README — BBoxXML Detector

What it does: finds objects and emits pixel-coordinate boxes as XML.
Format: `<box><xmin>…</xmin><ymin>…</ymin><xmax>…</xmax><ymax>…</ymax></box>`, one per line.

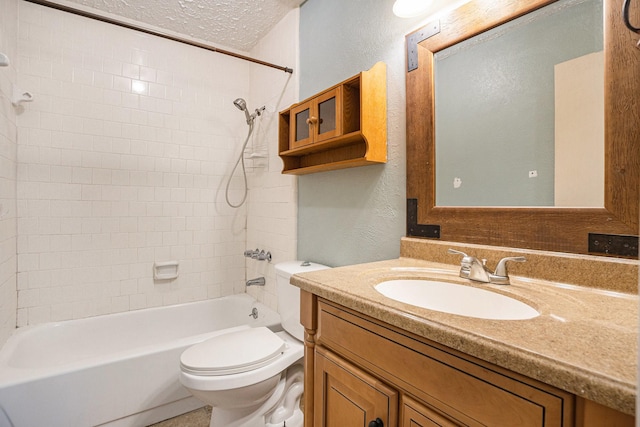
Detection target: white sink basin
<box><xmin>375</xmin><ymin>280</ymin><xmax>539</xmax><ymax>320</ymax></box>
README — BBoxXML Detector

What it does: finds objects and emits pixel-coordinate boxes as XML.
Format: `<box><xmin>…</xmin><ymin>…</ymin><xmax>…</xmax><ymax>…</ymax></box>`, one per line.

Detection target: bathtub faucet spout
<box><xmin>246</xmin><ymin>277</ymin><xmax>265</xmax><ymax>287</ymax></box>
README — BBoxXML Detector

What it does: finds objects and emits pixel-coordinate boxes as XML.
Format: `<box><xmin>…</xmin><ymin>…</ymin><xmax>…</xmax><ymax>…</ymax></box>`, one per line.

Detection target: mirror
<box><xmin>405</xmin><ymin>0</ymin><xmax>639</xmax><ymax>255</ymax></box>
<box><xmin>434</xmin><ymin>0</ymin><xmax>603</xmax><ymax>207</ymax></box>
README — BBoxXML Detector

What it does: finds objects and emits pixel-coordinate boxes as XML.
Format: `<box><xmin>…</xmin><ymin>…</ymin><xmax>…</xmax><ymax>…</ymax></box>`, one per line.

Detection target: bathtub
<box><xmin>0</xmin><ymin>294</ymin><xmax>281</xmax><ymax>427</ymax></box>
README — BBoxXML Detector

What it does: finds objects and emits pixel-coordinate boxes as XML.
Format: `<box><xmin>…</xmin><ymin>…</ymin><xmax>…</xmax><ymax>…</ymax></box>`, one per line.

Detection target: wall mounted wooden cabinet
<box><xmin>278</xmin><ymin>62</ymin><xmax>387</xmax><ymax>175</ymax></box>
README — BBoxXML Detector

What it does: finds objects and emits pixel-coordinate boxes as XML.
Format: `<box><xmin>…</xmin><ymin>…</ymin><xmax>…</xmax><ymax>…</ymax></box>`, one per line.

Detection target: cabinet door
<box><xmin>314</xmin><ymin>87</ymin><xmax>342</xmax><ymax>143</ymax></box>
<box><xmin>290</xmin><ymin>102</ymin><xmax>313</xmax><ymax>149</ymax></box>
<box><xmin>289</xmin><ymin>87</ymin><xmax>343</xmax><ymax>150</ymax></box>
<box><xmin>315</xmin><ymin>347</ymin><xmax>397</xmax><ymax>427</ymax></box>
<box><xmin>401</xmin><ymin>395</ymin><xmax>459</xmax><ymax>427</ymax></box>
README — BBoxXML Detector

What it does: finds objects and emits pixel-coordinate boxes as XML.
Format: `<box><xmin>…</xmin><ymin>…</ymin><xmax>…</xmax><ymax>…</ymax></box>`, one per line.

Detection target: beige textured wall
<box><xmin>554</xmin><ymin>51</ymin><xmax>604</xmax><ymax>207</ymax></box>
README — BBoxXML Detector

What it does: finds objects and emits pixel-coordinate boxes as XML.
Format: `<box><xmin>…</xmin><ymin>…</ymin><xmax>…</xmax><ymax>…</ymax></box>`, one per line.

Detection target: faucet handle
<box><xmin>448</xmin><ymin>249</ymin><xmax>474</xmax><ymax>278</ymax></box>
<box><xmin>447</xmin><ymin>248</ymin><xmax>470</xmax><ymax>260</ymax></box>
<box><xmin>494</xmin><ymin>256</ymin><xmax>526</xmax><ymax>277</ymax></box>
<box><xmin>448</xmin><ymin>249</ymin><xmax>473</xmax><ymax>264</ymax></box>
<box><xmin>448</xmin><ymin>249</ymin><xmax>467</xmax><ymax>257</ymax></box>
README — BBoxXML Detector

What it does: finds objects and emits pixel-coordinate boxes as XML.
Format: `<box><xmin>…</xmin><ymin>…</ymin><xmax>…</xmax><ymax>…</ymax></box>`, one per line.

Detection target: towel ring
<box><xmin>623</xmin><ymin>0</ymin><xmax>640</xmax><ymax>33</ymax></box>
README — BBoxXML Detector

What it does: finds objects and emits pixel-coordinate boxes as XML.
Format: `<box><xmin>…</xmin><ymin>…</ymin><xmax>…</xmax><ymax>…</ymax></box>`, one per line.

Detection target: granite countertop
<box><xmin>290</xmin><ymin>257</ymin><xmax>638</xmax><ymax>415</ymax></box>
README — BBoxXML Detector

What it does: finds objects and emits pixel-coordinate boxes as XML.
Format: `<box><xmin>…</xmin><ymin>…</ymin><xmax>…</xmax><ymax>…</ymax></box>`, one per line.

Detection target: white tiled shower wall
<box><xmin>0</xmin><ymin>0</ymin><xmax>19</xmax><ymax>345</ymax></box>
<box><xmin>245</xmin><ymin>10</ymin><xmax>299</xmax><ymax>309</ymax></box>
<box><xmin>13</xmin><ymin>2</ymin><xmax>298</xmax><ymax>327</ymax></box>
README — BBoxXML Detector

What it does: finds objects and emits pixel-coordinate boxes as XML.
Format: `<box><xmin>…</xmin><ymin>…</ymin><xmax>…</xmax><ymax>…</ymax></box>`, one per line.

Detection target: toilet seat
<box><xmin>180</xmin><ymin>327</ymin><xmax>286</xmax><ymax>376</ymax></box>
<box><xmin>180</xmin><ymin>331</ymin><xmax>304</xmax><ymax>392</ymax></box>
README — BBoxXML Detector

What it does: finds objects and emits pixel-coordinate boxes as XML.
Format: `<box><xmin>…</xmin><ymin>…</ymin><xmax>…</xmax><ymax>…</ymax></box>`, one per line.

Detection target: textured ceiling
<box><xmin>56</xmin><ymin>0</ymin><xmax>304</xmax><ymax>51</ymax></box>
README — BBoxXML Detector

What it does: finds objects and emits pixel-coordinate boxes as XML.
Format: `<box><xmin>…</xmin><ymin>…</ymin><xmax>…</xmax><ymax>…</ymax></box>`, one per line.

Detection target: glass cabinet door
<box><xmin>290</xmin><ymin>104</ymin><xmax>313</xmax><ymax>149</ymax></box>
<box><xmin>315</xmin><ymin>87</ymin><xmax>342</xmax><ymax>143</ymax></box>
<box><xmin>295</xmin><ymin>108</ymin><xmax>310</xmax><ymax>141</ymax></box>
<box><xmin>288</xmin><ymin>87</ymin><xmax>343</xmax><ymax>150</ymax></box>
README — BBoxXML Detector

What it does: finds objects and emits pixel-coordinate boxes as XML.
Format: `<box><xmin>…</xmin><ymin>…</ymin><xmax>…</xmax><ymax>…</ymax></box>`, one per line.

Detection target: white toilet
<box><xmin>179</xmin><ymin>261</ymin><xmax>329</xmax><ymax>427</ymax></box>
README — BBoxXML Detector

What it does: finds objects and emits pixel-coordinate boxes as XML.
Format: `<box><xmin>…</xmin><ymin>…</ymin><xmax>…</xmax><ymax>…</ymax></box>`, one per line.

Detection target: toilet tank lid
<box><xmin>274</xmin><ymin>261</ymin><xmax>330</xmax><ymax>278</ymax></box>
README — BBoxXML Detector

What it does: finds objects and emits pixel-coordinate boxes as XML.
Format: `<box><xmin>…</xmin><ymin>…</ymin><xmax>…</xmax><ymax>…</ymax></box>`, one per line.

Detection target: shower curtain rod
<box><xmin>24</xmin><ymin>0</ymin><xmax>294</xmax><ymax>74</ymax></box>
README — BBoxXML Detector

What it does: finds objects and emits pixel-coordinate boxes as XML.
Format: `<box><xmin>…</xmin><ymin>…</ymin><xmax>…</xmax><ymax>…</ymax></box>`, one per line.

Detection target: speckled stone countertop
<box><xmin>290</xmin><ymin>240</ymin><xmax>638</xmax><ymax>416</ymax></box>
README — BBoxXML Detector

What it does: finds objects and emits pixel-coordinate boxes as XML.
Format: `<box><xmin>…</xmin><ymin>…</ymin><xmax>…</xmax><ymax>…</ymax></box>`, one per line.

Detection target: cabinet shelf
<box><xmin>278</xmin><ymin>62</ymin><xmax>387</xmax><ymax>175</ymax></box>
<box><xmin>279</xmin><ymin>131</ymin><xmax>364</xmax><ymax>157</ymax></box>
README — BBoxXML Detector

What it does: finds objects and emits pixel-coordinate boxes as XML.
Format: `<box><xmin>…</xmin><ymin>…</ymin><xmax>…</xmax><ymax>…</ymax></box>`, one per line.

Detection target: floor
<box><xmin>149</xmin><ymin>406</ymin><xmax>212</xmax><ymax>427</ymax></box>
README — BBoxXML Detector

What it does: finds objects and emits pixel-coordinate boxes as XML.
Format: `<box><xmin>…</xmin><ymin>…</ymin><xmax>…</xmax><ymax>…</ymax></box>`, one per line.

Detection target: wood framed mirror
<box><xmin>405</xmin><ymin>0</ymin><xmax>639</xmax><ymax>256</ymax></box>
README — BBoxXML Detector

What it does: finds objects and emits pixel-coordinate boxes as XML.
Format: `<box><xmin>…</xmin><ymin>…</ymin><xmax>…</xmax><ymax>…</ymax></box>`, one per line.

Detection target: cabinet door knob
<box><xmin>306</xmin><ymin>116</ymin><xmax>318</xmax><ymax>125</ymax></box>
<box><xmin>368</xmin><ymin>418</ymin><xmax>383</xmax><ymax>427</ymax></box>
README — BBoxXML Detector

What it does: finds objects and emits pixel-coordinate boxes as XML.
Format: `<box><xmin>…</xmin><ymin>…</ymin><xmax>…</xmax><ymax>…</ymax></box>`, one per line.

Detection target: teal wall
<box><xmin>297</xmin><ymin>0</ymin><xmax>426</xmax><ymax>267</ymax></box>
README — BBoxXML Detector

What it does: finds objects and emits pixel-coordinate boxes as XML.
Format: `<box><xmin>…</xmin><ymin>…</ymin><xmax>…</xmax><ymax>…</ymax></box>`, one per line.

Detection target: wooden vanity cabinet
<box><xmin>401</xmin><ymin>395</ymin><xmax>458</xmax><ymax>427</ymax></box>
<box><xmin>315</xmin><ymin>347</ymin><xmax>397</xmax><ymax>427</ymax></box>
<box><xmin>301</xmin><ymin>292</ymin><xmax>634</xmax><ymax>427</ymax></box>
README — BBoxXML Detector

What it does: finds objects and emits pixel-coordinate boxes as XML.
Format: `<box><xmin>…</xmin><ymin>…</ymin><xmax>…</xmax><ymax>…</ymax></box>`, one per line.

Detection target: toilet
<box><xmin>179</xmin><ymin>261</ymin><xmax>329</xmax><ymax>427</ymax></box>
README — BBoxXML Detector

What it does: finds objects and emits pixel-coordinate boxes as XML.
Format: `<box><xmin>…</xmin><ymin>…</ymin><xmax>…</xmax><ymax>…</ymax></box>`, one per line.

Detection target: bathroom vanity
<box><xmin>294</xmin><ymin>239</ymin><xmax>637</xmax><ymax>426</ymax></box>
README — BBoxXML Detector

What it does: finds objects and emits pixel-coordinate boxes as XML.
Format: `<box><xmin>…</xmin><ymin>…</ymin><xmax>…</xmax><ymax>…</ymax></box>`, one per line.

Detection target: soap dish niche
<box><xmin>153</xmin><ymin>260</ymin><xmax>179</xmax><ymax>281</ymax></box>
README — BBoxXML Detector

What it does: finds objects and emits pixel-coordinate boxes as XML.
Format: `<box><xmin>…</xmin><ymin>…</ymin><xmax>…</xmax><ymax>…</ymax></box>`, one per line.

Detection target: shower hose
<box><xmin>225</xmin><ymin>120</ymin><xmax>254</xmax><ymax>208</ymax></box>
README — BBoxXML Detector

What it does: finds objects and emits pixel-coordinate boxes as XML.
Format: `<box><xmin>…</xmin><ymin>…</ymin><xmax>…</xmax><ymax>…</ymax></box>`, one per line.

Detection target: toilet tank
<box><xmin>275</xmin><ymin>261</ymin><xmax>330</xmax><ymax>341</ymax></box>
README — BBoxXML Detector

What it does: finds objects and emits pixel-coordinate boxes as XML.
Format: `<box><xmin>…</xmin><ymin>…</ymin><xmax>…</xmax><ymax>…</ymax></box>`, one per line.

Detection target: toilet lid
<box><xmin>180</xmin><ymin>327</ymin><xmax>286</xmax><ymax>376</ymax></box>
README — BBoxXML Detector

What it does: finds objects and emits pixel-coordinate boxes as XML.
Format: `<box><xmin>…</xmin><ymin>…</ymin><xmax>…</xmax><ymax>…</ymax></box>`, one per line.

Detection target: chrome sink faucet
<box><xmin>448</xmin><ymin>249</ymin><xmax>525</xmax><ymax>285</ymax></box>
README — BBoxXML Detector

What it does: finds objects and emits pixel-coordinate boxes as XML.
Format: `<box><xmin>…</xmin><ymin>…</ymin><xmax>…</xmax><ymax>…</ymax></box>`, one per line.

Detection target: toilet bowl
<box><xmin>179</xmin><ymin>261</ymin><xmax>329</xmax><ymax>427</ymax></box>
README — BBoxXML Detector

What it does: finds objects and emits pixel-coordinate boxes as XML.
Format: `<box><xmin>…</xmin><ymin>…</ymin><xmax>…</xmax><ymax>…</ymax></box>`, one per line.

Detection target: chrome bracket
<box><xmin>407</xmin><ymin>20</ymin><xmax>441</xmax><ymax>72</ymax></box>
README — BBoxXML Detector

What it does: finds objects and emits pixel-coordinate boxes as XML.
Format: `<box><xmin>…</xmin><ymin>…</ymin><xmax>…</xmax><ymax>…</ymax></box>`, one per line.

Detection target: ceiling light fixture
<box><xmin>393</xmin><ymin>0</ymin><xmax>473</xmax><ymax>19</ymax></box>
<box><xmin>392</xmin><ymin>0</ymin><xmax>434</xmax><ymax>18</ymax></box>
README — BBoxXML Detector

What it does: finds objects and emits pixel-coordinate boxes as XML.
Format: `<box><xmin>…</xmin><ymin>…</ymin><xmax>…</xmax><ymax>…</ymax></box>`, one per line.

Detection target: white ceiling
<box><xmin>55</xmin><ymin>0</ymin><xmax>305</xmax><ymax>51</ymax></box>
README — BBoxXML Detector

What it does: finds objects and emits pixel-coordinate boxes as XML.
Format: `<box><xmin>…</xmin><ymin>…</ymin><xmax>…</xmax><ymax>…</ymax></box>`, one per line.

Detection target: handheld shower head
<box><xmin>226</xmin><ymin>98</ymin><xmax>266</xmax><ymax>208</ymax></box>
<box><xmin>233</xmin><ymin>98</ymin><xmax>247</xmax><ymax>111</ymax></box>
<box><xmin>233</xmin><ymin>98</ymin><xmax>253</xmax><ymax>124</ymax></box>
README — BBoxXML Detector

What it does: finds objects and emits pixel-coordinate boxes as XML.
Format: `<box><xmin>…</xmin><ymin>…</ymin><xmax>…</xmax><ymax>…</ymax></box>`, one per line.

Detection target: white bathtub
<box><xmin>0</xmin><ymin>294</ymin><xmax>281</xmax><ymax>427</ymax></box>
